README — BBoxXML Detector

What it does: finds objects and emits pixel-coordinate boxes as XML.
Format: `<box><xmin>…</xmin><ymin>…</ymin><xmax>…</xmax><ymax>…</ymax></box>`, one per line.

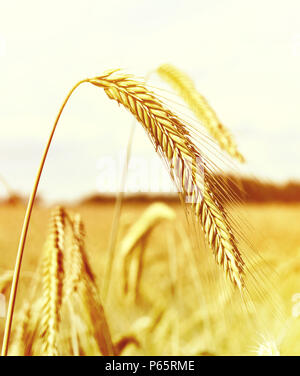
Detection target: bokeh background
<box><xmin>1</xmin><ymin>1</ymin><xmax>300</xmax><ymax>356</ymax></box>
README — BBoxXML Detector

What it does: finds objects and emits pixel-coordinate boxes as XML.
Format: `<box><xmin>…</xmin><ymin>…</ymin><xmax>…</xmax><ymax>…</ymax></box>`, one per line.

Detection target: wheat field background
<box><xmin>1</xmin><ymin>200</ymin><xmax>299</xmax><ymax>355</ymax></box>
<box><xmin>1</xmin><ymin>0</ymin><xmax>300</xmax><ymax>358</ymax></box>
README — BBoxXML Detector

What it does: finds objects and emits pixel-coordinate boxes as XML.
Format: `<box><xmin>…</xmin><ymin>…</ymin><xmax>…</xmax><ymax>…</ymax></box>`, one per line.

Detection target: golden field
<box><xmin>0</xmin><ymin>201</ymin><xmax>299</xmax><ymax>356</ymax></box>
<box><xmin>2</xmin><ymin>0</ymin><xmax>300</xmax><ymax>357</ymax></box>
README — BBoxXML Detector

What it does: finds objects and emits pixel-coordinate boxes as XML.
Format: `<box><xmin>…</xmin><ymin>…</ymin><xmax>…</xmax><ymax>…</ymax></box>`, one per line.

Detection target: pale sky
<box><xmin>0</xmin><ymin>0</ymin><xmax>299</xmax><ymax>201</ymax></box>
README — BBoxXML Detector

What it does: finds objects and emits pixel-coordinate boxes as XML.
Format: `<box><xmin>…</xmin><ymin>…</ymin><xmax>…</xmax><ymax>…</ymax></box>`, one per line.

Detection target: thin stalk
<box><xmin>102</xmin><ymin>123</ymin><xmax>135</xmax><ymax>301</ymax></box>
<box><xmin>1</xmin><ymin>79</ymin><xmax>88</xmax><ymax>356</ymax></box>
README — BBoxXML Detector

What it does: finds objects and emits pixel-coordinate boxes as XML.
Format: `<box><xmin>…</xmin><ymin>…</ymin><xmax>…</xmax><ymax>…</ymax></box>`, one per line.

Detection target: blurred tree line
<box><xmin>221</xmin><ymin>176</ymin><xmax>300</xmax><ymax>203</ymax></box>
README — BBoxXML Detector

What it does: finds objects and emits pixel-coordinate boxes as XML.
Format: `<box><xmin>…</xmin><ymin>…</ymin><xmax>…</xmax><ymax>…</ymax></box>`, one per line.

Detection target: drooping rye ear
<box><xmin>89</xmin><ymin>71</ymin><xmax>245</xmax><ymax>289</ymax></box>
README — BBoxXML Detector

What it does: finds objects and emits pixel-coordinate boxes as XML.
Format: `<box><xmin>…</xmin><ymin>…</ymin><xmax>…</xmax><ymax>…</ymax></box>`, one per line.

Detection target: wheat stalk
<box><xmin>157</xmin><ymin>64</ymin><xmax>244</xmax><ymax>163</ymax></box>
<box><xmin>9</xmin><ymin>208</ymin><xmax>114</xmax><ymax>356</ymax></box>
<box><xmin>89</xmin><ymin>71</ymin><xmax>245</xmax><ymax>289</ymax></box>
<box><xmin>120</xmin><ymin>203</ymin><xmax>176</xmax><ymax>259</ymax></box>
<box><xmin>39</xmin><ymin>206</ymin><xmax>65</xmax><ymax>356</ymax></box>
<box><xmin>119</xmin><ymin>203</ymin><xmax>176</xmax><ymax>301</ymax></box>
<box><xmin>63</xmin><ymin>212</ymin><xmax>115</xmax><ymax>355</ymax></box>
<box><xmin>1</xmin><ymin>79</ymin><xmax>87</xmax><ymax>356</ymax></box>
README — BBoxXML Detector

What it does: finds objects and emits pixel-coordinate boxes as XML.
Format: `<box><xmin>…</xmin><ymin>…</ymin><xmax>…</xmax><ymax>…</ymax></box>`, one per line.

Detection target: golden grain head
<box><xmin>89</xmin><ymin>71</ymin><xmax>245</xmax><ymax>289</ymax></box>
<box><xmin>157</xmin><ymin>63</ymin><xmax>245</xmax><ymax>163</ymax></box>
<box><xmin>40</xmin><ymin>206</ymin><xmax>65</xmax><ymax>355</ymax></box>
